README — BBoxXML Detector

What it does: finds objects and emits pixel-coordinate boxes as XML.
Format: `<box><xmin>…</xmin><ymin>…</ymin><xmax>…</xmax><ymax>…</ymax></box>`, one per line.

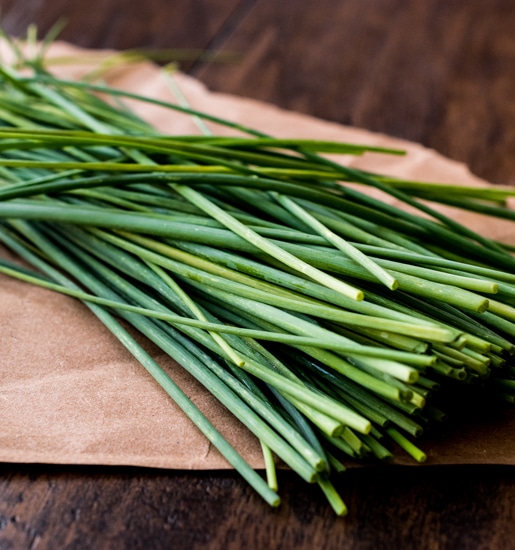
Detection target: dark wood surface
<box><xmin>1</xmin><ymin>1</ymin><xmax>515</xmax><ymax>548</ymax></box>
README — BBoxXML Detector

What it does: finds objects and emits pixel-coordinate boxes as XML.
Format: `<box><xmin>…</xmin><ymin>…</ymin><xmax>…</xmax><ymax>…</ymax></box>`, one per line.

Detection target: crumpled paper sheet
<box><xmin>1</xmin><ymin>42</ymin><xmax>515</xmax><ymax>470</ymax></box>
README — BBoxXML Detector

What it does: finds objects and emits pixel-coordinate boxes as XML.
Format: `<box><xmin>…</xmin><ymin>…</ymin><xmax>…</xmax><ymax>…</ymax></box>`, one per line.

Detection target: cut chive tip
<box><xmin>317</xmin><ymin>477</ymin><xmax>348</xmax><ymax>517</ymax></box>
<box><xmin>386</xmin><ymin>428</ymin><xmax>427</xmax><ymax>463</ymax></box>
<box><xmin>260</xmin><ymin>441</ymin><xmax>279</xmax><ymax>492</ymax></box>
<box><xmin>407</xmin><ymin>371</ymin><xmax>419</xmax><ymax>384</ymax></box>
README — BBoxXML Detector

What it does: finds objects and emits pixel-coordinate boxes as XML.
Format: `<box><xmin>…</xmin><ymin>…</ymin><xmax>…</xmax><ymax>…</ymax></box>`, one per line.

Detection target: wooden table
<box><xmin>1</xmin><ymin>1</ymin><xmax>515</xmax><ymax>548</ymax></box>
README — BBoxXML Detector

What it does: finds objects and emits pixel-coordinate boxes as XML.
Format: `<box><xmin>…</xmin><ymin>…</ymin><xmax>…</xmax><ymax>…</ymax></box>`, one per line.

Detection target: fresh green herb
<box><xmin>1</xmin><ymin>33</ymin><xmax>515</xmax><ymax>516</ymax></box>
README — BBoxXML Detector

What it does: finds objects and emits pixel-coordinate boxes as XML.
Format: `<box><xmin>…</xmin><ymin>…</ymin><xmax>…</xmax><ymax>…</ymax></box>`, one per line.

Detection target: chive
<box><xmin>360</xmin><ymin>434</ymin><xmax>393</xmax><ymax>462</ymax></box>
<box><xmin>317</xmin><ymin>478</ymin><xmax>348</xmax><ymax>517</ymax></box>
<box><xmin>2</xmin><ymin>225</ymin><xmax>281</xmax><ymax>505</ymax></box>
<box><xmin>260</xmin><ymin>442</ymin><xmax>279</xmax><ymax>492</ymax></box>
<box><xmin>271</xmin><ymin>192</ymin><xmax>398</xmax><ymax>290</ymax></box>
<box><xmin>2</xmin><ymin>36</ymin><xmax>515</xmax><ymax>516</ymax></box>
<box><xmin>172</xmin><ymin>184</ymin><xmax>364</xmax><ymax>301</ymax></box>
<box><xmin>386</xmin><ymin>428</ymin><xmax>427</xmax><ymax>463</ymax></box>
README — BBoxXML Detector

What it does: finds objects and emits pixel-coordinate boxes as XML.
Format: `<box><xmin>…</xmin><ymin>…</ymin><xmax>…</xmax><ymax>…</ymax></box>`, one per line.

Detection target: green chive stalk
<box><xmin>1</xmin><ymin>32</ymin><xmax>515</xmax><ymax>516</ymax></box>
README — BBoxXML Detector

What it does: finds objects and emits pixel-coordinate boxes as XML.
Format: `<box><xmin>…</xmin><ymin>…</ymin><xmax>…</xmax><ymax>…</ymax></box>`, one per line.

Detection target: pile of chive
<box><xmin>2</xmin><ymin>38</ymin><xmax>515</xmax><ymax>517</ymax></box>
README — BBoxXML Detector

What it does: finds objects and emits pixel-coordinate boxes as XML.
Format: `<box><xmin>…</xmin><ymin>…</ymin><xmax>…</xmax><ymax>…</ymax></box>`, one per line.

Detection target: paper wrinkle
<box><xmin>1</xmin><ymin>41</ymin><xmax>515</xmax><ymax>470</ymax></box>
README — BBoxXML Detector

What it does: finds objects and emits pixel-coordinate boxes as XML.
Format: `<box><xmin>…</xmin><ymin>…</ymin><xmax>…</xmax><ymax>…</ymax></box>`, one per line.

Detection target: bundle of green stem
<box><xmin>2</xmin><ymin>40</ymin><xmax>515</xmax><ymax>517</ymax></box>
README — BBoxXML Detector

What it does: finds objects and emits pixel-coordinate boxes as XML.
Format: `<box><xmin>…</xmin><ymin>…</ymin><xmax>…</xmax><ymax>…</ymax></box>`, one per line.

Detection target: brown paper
<box><xmin>1</xmin><ymin>42</ymin><xmax>515</xmax><ymax>469</ymax></box>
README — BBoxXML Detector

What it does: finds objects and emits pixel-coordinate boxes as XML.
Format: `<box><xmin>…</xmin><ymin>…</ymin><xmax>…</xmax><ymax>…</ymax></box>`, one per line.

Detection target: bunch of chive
<box><xmin>1</xmin><ymin>36</ymin><xmax>515</xmax><ymax>517</ymax></box>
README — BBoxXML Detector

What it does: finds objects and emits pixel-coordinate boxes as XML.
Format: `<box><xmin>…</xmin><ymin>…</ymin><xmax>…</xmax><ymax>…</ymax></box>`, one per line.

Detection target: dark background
<box><xmin>1</xmin><ymin>1</ymin><xmax>515</xmax><ymax>548</ymax></box>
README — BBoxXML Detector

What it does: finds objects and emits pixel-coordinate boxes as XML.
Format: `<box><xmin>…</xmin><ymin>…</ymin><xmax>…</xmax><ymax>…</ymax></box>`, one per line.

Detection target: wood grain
<box><xmin>2</xmin><ymin>464</ymin><xmax>515</xmax><ymax>550</ymax></box>
<box><xmin>0</xmin><ymin>0</ymin><xmax>242</xmax><ymax>68</ymax></box>
<box><xmin>0</xmin><ymin>1</ymin><xmax>515</xmax><ymax>548</ymax></box>
<box><xmin>196</xmin><ymin>0</ymin><xmax>515</xmax><ymax>185</ymax></box>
